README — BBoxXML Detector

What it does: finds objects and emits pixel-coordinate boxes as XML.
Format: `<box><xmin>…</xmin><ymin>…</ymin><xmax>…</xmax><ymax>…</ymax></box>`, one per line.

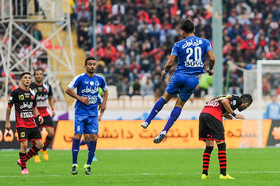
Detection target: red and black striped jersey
<box><xmin>8</xmin><ymin>87</ymin><xmax>37</xmax><ymax>128</ymax></box>
<box><xmin>30</xmin><ymin>82</ymin><xmax>53</xmax><ymax>117</ymax></box>
<box><xmin>201</xmin><ymin>94</ymin><xmax>242</xmax><ymax>121</ymax></box>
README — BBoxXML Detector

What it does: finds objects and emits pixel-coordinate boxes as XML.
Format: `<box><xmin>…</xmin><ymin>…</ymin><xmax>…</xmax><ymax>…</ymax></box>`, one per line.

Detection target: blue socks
<box><xmin>80</xmin><ymin>140</ymin><xmax>86</xmax><ymax>146</ymax></box>
<box><xmin>163</xmin><ymin>106</ymin><xmax>182</xmax><ymax>132</ymax></box>
<box><xmin>72</xmin><ymin>138</ymin><xmax>80</xmax><ymax>164</ymax></box>
<box><xmin>145</xmin><ymin>97</ymin><xmax>167</xmax><ymax>124</ymax></box>
<box><xmin>87</xmin><ymin>141</ymin><xmax>97</xmax><ymax>165</ymax></box>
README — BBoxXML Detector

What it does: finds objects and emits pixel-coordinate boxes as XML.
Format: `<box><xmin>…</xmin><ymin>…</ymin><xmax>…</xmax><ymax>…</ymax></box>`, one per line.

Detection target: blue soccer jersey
<box><xmin>171</xmin><ymin>36</ymin><xmax>212</xmax><ymax>76</ymax></box>
<box><xmin>68</xmin><ymin>73</ymin><xmax>108</xmax><ymax>117</ymax></box>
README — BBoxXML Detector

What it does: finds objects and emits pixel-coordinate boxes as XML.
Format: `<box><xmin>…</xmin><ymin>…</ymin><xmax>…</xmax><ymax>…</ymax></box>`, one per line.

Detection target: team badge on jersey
<box><xmin>90</xmin><ymin>81</ymin><xmax>94</xmax><ymax>86</ymax></box>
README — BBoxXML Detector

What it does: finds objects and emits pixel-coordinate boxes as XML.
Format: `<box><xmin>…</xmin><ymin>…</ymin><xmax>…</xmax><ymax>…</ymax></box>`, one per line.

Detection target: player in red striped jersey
<box><xmin>30</xmin><ymin>68</ymin><xmax>55</xmax><ymax>162</ymax></box>
<box><xmin>199</xmin><ymin>94</ymin><xmax>253</xmax><ymax>179</ymax></box>
<box><xmin>5</xmin><ymin>72</ymin><xmax>44</xmax><ymax>174</ymax></box>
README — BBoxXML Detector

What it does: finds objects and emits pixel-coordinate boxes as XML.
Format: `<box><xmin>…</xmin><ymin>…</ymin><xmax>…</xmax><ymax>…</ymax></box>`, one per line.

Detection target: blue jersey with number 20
<box><xmin>171</xmin><ymin>35</ymin><xmax>212</xmax><ymax>76</ymax></box>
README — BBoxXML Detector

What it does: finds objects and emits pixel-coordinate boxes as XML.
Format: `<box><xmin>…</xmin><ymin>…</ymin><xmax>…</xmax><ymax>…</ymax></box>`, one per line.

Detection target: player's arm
<box><xmin>206</xmin><ymin>50</ymin><xmax>215</xmax><ymax>76</ymax></box>
<box><xmin>221</xmin><ymin>99</ymin><xmax>245</xmax><ymax>119</ymax></box>
<box><xmin>99</xmin><ymin>90</ymin><xmax>108</xmax><ymax>112</ymax></box>
<box><xmin>98</xmin><ymin>111</ymin><xmax>104</xmax><ymax>121</ymax></box>
<box><xmin>5</xmin><ymin>106</ymin><xmax>12</xmax><ymax>131</ymax></box>
<box><xmin>161</xmin><ymin>55</ymin><xmax>176</xmax><ymax>79</ymax></box>
<box><xmin>65</xmin><ymin>87</ymin><xmax>89</xmax><ymax>105</ymax></box>
<box><xmin>48</xmin><ymin>96</ymin><xmax>55</xmax><ymax>116</ymax></box>
<box><xmin>33</xmin><ymin>107</ymin><xmax>44</xmax><ymax>124</ymax></box>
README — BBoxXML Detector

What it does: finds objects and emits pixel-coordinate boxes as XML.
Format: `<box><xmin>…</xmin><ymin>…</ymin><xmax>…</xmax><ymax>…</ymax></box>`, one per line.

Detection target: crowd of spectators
<box><xmin>71</xmin><ymin>0</ymin><xmax>280</xmax><ymax>98</ymax></box>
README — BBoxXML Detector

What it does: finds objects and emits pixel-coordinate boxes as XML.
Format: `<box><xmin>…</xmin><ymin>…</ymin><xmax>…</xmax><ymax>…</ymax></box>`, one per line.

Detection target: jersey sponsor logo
<box><xmin>37</xmin><ymin>94</ymin><xmax>48</xmax><ymax>100</ymax></box>
<box><xmin>89</xmin><ymin>95</ymin><xmax>98</xmax><ymax>104</ymax></box>
<box><xmin>206</xmin><ymin>100</ymin><xmax>219</xmax><ymax>107</ymax></box>
<box><xmin>20</xmin><ymin>112</ymin><xmax>33</xmax><ymax>118</ymax></box>
<box><xmin>81</xmin><ymin>86</ymin><xmax>99</xmax><ymax>94</ymax></box>
<box><xmin>182</xmin><ymin>39</ymin><xmax>203</xmax><ymax>48</ymax></box>
<box><xmin>20</xmin><ymin>102</ymin><xmax>33</xmax><ymax>109</ymax></box>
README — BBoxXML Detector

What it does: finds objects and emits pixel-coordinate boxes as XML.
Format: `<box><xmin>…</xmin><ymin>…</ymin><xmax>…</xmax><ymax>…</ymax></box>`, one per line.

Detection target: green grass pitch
<box><xmin>0</xmin><ymin>148</ymin><xmax>279</xmax><ymax>185</ymax></box>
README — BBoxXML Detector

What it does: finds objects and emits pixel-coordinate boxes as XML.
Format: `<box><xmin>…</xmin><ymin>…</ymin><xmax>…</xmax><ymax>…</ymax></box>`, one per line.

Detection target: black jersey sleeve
<box><xmin>8</xmin><ymin>90</ymin><xmax>17</xmax><ymax>107</ymax></box>
<box><xmin>228</xmin><ymin>95</ymin><xmax>242</xmax><ymax>110</ymax></box>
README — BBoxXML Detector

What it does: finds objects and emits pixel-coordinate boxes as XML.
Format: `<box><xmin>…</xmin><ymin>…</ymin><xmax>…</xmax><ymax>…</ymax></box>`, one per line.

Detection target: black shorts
<box><xmin>199</xmin><ymin>113</ymin><xmax>225</xmax><ymax>141</ymax></box>
<box><xmin>17</xmin><ymin>127</ymin><xmax>42</xmax><ymax>142</ymax></box>
<box><xmin>35</xmin><ymin>115</ymin><xmax>54</xmax><ymax>128</ymax></box>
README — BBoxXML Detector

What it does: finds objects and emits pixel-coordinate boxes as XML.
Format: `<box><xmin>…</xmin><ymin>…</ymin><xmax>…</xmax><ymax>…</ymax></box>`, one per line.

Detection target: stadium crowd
<box><xmin>71</xmin><ymin>0</ymin><xmax>280</xmax><ymax>98</ymax></box>
<box><xmin>1</xmin><ymin>0</ymin><xmax>280</xmax><ymax>98</ymax></box>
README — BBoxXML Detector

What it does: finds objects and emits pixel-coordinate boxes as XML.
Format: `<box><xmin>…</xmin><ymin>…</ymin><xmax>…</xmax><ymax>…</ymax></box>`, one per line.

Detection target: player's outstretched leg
<box><xmin>141</xmin><ymin>97</ymin><xmax>167</xmax><ymax>129</ymax></box>
<box><xmin>153</xmin><ymin>130</ymin><xmax>167</xmax><ymax>143</ymax></box>
<box><xmin>201</xmin><ymin>146</ymin><xmax>213</xmax><ymax>179</ymax></box>
<box><xmin>163</xmin><ymin>106</ymin><xmax>182</xmax><ymax>132</ymax></box>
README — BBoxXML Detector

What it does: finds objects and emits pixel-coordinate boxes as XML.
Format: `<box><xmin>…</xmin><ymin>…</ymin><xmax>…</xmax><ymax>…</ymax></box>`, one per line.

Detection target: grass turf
<box><xmin>0</xmin><ymin>148</ymin><xmax>279</xmax><ymax>185</ymax></box>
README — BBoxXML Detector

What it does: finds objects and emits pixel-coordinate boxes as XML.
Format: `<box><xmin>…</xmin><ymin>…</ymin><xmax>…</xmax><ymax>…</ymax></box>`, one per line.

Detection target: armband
<box><xmin>164</xmin><ymin>70</ymin><xmax>168</xmax><ymax>73</ymax></box>
<box><xmin>231</xmin><ymin>112</ymin><xmax>236</xmax><ymax>117</ymax></box>
<box><xmin>51</xmin><ymin>108</ymin><xmax>54</xmax><ymax>111</ymax></box>
<box><xmin>37</xmin><ymin>114</ymin><xmax>41</xmax><ymax>118</ymax></box>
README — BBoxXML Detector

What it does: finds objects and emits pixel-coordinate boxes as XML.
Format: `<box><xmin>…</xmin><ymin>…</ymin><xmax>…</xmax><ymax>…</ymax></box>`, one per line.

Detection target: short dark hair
<box><xmin>34</xmin><ymin>68</ymin><xmax>43</xmax><ymax>75</ymax></box>
<box><xmin>85</xmin><ymin>57</ymin><xmax>96</xmax><ymax>65</ymax></box>
<box><xmin>181</xmin><ymin>19</ymin><xmax>194</xmax><ymax>34</ymax></box>
<box><xmin>240</xmin><ymin>94</ymin><xmax>253</xmax><ymax>106</ymax></box>
<box><xmin>20</xmin><ymin>72</ymin><xmax>31</xmax><ymax>78</ymax></box>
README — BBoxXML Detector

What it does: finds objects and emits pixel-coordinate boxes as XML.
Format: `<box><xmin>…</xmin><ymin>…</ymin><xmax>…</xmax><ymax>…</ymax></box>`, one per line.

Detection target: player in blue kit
<box><xmin>141</xmin><ymin>19</ymin><xmax>215</xmax><ymax>143</ymax></box>
<box><xmin>65</xmin><ymin>57</ymin><xmax>108</xmax><ymax>175</ymax></box>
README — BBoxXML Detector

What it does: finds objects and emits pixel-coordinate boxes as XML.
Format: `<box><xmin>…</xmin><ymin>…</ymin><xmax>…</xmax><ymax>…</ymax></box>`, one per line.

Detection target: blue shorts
<box><xmin>166</xmin><ymin>75</ymin><xmax>199</xmax><ymax>102</ymax></box>
<box><xmin>74</xmin><ymin>116</ymin><xmax>99</xmax><ymax>134</ymax></box>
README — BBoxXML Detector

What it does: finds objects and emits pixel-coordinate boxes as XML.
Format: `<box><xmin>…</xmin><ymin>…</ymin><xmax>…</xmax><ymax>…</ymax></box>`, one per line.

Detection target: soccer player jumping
<box><xmin>199</xmin><ymin>94</ymin><xmax>253</xmax><ymax>179</ymax></box>
<box><xmin>141</xmin><ymin>19</ymin><xmax>215</xmax><ymax>143</ymax></box>
<box><xmin>66</xmin><ymin>57</ymin><xmax>108</xmax><ymax>175</ymax></box>
<box><xmin>6</xmin><ymin>72</ymin><xmax>44</xmax><ymax>174</ymax></box>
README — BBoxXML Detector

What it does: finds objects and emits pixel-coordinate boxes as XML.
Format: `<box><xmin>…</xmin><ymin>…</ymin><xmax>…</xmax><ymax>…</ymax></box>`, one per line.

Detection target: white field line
<box><xmin>0</xmin><ymin>171</ymin><xmax>280</xmax><ymax>177</ymax></box>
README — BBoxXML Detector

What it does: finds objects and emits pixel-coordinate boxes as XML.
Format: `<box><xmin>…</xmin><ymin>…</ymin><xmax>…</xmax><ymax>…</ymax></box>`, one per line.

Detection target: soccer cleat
<box><xmin>71</xmin><ymin>164</ymin><xmax>78</xmax><ymax>175</ymax></box>
<box><xmin>84</xmin><ymin>164</ymin><xmax>91</xmax><ymax>175</ymax></box>
<box><xmin>153</xmin><ymin>130</ymin><xmax>167</xmax><ymax>144</ymax></box>
<box><xmin>41</xmin><ymin>149</ymin><xmax>49</xmax><ymax>161</ymax></box>
<box><xmin>34</xmin><ymin>155</ymin><xmax>41</xmax><ymax>163</ymax></box>
<box><xmin>17</xmin><ymin>159</ymin><xmax>23</xmax><ymax>168</ymax></box>
<box><xmin>92</xmin><ymin>156</ymin><xmax>98</xmax><ymax>162</ymax></box>
<box><xmin>219</xmin><ymin>173</ymin><xmax>235</xmax><ymax>179</ymax></box>
<box><xmin>21</xmin><ymin>168</ymin><xmax>29</xmax><ymax>174</ymax></box>
<box><xmin>201</xmin><ymin>174</ymin><xmax>210</xmax><ymax>179</ymax></box>
<box><xmin>141</xmin><ymin>122</ymin><xmax>149</xmax><ymax>129</ymax></box>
